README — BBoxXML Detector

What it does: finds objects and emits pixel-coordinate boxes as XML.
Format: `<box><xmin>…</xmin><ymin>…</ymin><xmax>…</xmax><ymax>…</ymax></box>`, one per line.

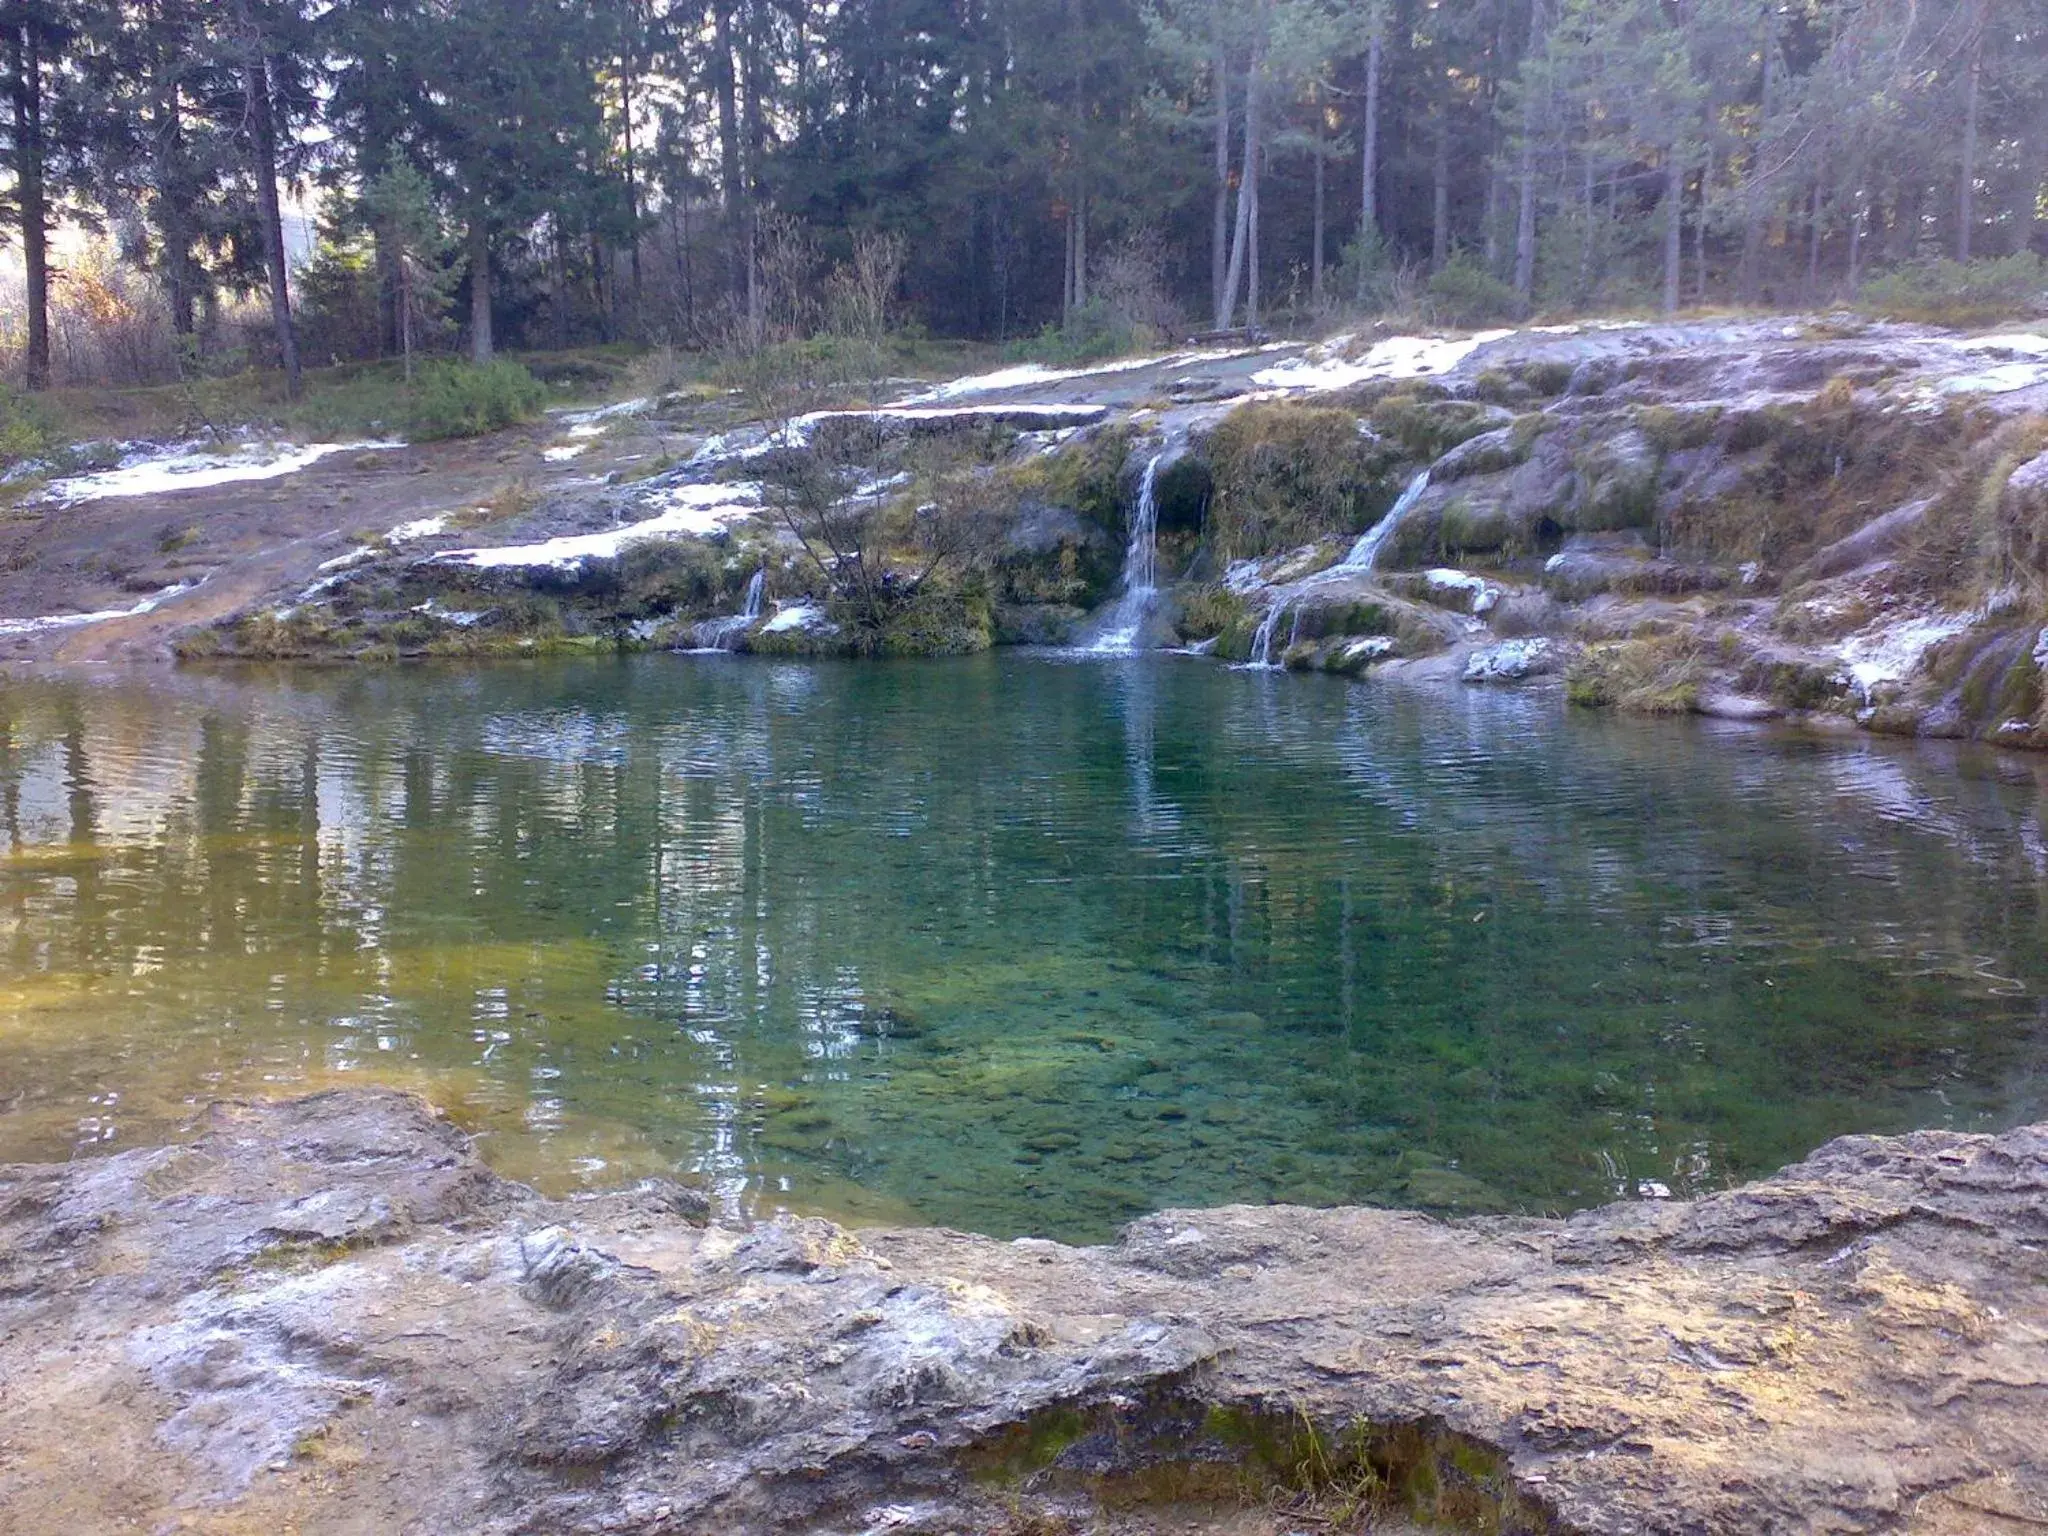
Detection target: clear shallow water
<box><xmin>3</xmin><ymin>654</ymin><xmax>2046</xmax><ymax>1240</ymax></box>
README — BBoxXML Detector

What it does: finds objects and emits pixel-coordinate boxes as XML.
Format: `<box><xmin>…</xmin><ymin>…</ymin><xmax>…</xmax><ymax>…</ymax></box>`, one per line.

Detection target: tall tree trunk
<box><xmin>1217</xmin><ymin>57</ymin><xmax>1261</xmax><ymax>331</ymax></box>
<box><xmin>1074</xmin><ymin>192</ymin><xmax>1087</xmax><ymax>308</ymax></box>
<box><xmin>1431</xmin><ymin>100</ymin><xmax>1450</xmax><ymax>269</ymax></box>
<box><xmin>1512</xmin><ymin>0</ymin><xmax>1544</xmax><ymax>302</ymax></box>
<box><xmin>621</xmin><ymin>60</ymin><xmax>643</xmax><ymax>320</ymax></box>
<box><xmin>1246</xmin><ymin>121</ymin><xmax>1261</xmax><ymax>325</ymax></box>
<box><xmin>468</xmin><ymin>216</ymin><xmax>494</xmax><ymax>363</ymax></box>
<box><xmin>1738</xmin><ymin>3</ymin><xmax>1777</xmax><ymax>303</ymax></box>
<box><xmin>1213</xmin><ymin>45</ymin><xmax>1230</xmax><ymax>320</ymax></box>
<box><xmin>711</xmin><ymin>0</ymin><xmax>744</xmax><ymax>303</ymax></box>
<box><xmin>9</xmin><ymin>19</ymin><xmax>50</xmax><ymax>391</ymax></box>
<box><xmin>1359</xmin><ymin>26</ymin><xmax>1381</xmax><ymax>286</ymax></box>
<box><xmin>1958</xmin><ymin>0</ymin><xmax>1982</xmax><ymax>262</ymax></box>
<box><xmin>1695</xmin><ymin>143</ymin><xmax>1711</xmax><ymax>304</ymax></box>
<box><xmin>1805</xmin><ymin>164</ymin><xmax>1824</xmax><ymax>302</ymax></box>
<box><xmin>1663</xmin><ymin>146</ymin><xmax>1684</xmax><ymax>316</ymax></box>
<box><xmin>242</xmin><ymin>47</ymin><xmax>300</xmax><ymax>399</ymax></box>
<box><xmin>551</xmin><ymin>221</ymin><xmax>571</xmax><ymax>350</ymax></box>
<box><xmin>1575</xmin><ymin>151</ymin><xmax>1596</xmax><ymax>302</ymax></box>
<box><xmin>1311</xmin><ymin>86</ymin><xmax>1325</xmax><ymax>308</ymax></box>
<box><xmin>1847</xmin><ymin>182</ymin><xmax>1866</xmax><ymax>291</ymax></box>
<box><xmin>145</xmin><ymin>0</ymin><xmax>198</xmax><ymax>343</ymax></box>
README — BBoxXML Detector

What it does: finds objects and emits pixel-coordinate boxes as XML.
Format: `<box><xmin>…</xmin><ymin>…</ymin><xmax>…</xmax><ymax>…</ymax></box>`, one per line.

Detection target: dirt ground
<box><xmin>0</xmin><ymin>414</ymin><xmax>680</xmax><ymax>664</ymax></box>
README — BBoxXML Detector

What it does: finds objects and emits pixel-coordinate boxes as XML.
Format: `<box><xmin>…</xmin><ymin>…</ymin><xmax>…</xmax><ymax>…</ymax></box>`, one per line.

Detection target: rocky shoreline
<box><xmin>2</xmin><ymin>1087</ymin><xmax>2043</xmax><ymax>1534</ymax></box>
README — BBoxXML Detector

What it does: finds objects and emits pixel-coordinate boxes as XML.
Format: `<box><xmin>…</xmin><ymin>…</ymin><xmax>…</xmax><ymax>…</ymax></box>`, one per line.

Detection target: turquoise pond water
<box><xmin>2</xmin><ymin>653</ymin><xmax>2046</xmax><ymax>1240</ymax></box>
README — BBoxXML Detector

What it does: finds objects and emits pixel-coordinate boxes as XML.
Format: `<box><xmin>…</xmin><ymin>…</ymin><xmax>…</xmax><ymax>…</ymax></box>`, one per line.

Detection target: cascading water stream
<box><xmin>696</xmin><ymin>568</ymin><xmax>767</xmax><ymax>650</ymax></box>
<box><xmin>1343</xmin><ymin>468</ymin><xmax>1432</xmax><ymax>570</ymax></box>
<box><xmin>1082</xmin><ymin>452</ymin><xmax>1163</xmax><ymax>654</ymax></box>
<box><xmin>1245</xmin><ymin>468</ymin><xmax>1431</xmax><ymax>668</ymax></box>
<box><xmin>1248</xmin><ymin>598</ymin><xmax>1292</xmax><ymax>668</ymax></box>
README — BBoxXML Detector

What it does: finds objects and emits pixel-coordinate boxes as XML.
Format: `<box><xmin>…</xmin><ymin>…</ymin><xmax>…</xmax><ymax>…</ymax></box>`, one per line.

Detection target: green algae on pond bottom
<box><xmin>1</xmin><ymin>653</ymin><xmax>2046</xmax><ymax>1241</ymax></box>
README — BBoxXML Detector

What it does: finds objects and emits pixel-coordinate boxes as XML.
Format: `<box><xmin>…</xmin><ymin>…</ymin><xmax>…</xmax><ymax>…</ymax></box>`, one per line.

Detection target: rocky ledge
<box><xmin>2</xmin><ymin>1089</ymin><xmax>2045</xmax><ymax>1535</ymax></box>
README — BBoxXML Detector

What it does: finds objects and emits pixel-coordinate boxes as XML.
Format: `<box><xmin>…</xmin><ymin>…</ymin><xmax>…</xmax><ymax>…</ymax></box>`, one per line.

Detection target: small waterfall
<box><xmin>1343</xmin><ymin>469</ymin><xmax>1432</xmax><ymax>571</ymax></box>
<box><xmin>694</xmin><ymin>568</ymin><xmax>766</xmax><ymax>650</ymax></box>
<box><xmin>1248</xmin><ymin>597</ymin><xmax>1293</xmax><ymax>668</ymax></box>
<box><xmin>1082</xmin><ymin>452</ymin><xmax>1163</xmax><ymax>654</ymax></box>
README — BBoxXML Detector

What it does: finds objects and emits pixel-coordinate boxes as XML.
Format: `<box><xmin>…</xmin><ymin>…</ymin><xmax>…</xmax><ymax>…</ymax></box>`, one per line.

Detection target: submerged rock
<box><xmin>3</xmin><ymin>1088</ymin><xmax>2046</xmax><ymax>1534</ymax></box>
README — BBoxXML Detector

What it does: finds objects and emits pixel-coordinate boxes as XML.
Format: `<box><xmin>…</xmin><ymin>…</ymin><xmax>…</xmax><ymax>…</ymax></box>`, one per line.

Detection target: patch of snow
<box><xmin>1464</xmin><ymin>637</ymin><xmax>1557</xmax><ymax>684</ymax></box>
<box><xmin>1339</xmin><ymin>635</ymin><xmax>1397</xmax><ymax>664</ymax></box>
<box><xmin>761</xmin><ymin>602</ymin><xmax>829</xmax><ymax>634</ymax></box>
<box><xmin>1936</xmin><ymin>362</ymin><xmax>2048</xmax><ymax>396</ymax></box>
<box><xmin>558</xmin><ymin>398</ymin><xmax>652</xmax><ymax>438</ymax></box>
<box><xmin>896</xmin><ymin>347</ymin><xmax>1268</xmax><ymax>405</ymax></box>
<box><xmin>42</xmin><ymin>440</ymin><xmax>401</xmax><ymax>504</ymax></box>
<box><xmin>1837</xmin><ymin>611</ymin><xmax>1971</xmax><ymax>698</ymax></box>
<box><xmin>1960</xmin><ymin>332</ymin><xmax>2048</xmax><ymax>357</ymax></box>
<box><xmin>315</xmin><ymin>546</ymin><xmax>377</xmax><ymax>574</ymax></box>
<box><xmin>857</xmin><ymin>403</ymin><xmax>1107</xmax><ymax>426</ymax></box>
<box><xmin>411</xmin><ymin>600</ymin><xmax>488</xmax><ymax>628</ymax></box>
<box><xmin>386</xmin><ymin>515</ymin><xmax>450</xmax><ymax>543</ymax></box>
<box><xmin>426</xmin><ymin>483</ymin><xmax>764</xmax><ymax>570</ymax></box>
<box><xmin>850</xmin><ymin>471</ymin><xmax>913</xmax><ymax>499</ymax></box>
<box><xmin>543</xmin><ymin>443</ymin><xmax>590</xmax><ymax>462</ymax></box>
<box><xmin>1250</xmin><ymin>329</ymin><xmax>1515</xmax><ymax>392</ymax></box>
<box><xmin>1423</xmin><ymin>568</ymin><xmax>1500</xmax><ymax>615</ymax></box>
<box><xmin>0</xmin><ymin>582</ymin><xmax>196</xmax><ymax>638</ymax></box>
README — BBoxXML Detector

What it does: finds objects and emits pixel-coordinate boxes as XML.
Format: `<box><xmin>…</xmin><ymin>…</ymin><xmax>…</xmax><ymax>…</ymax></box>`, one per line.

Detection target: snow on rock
<box><xmin>761</xmin><ymin>602</ymin><xmax>832</xmax><ymax>634</ymax></box>
<box><xmin>1423</xmin><ymin>568</ymin><xmax>1500</xmax><ymax>616</ymax></box>
<box><xmin>425</xmin><ymin>483</ymin><xmax>763</xmax><ymax>571</ymax></box>
<box><xmin>43</xmin><ymin>441</ymin><xmax>401</xmax><ymax>505</ymax></box>
<box><xmin>411</xmin><ymin>600</ymin><xmax>488</xmax><ymax>628</ymax></box>
<box><xmin>557</xmin><ymin>398</ymin><xmax>652</xmax><ymax>438</ymax></box>
<box><xmin>1936</xmin><ymin>362</ymin><xmax>2048</xmax><ymax>396</ymax></box>
<box><xmin>1337</xmin><ymin>635</ymin><xmax>1397</xmax><ymax>665</ymax></box>
<box><xmin>386</xmin><ymin>515</ymin><xmax>450</xmax><ymax>543</ymax></box>
<box><xmin>0</xmin><ymin>582</ymin><xmax>197</xmax><ymax>638</ymax></box>
<box><xmin>1463</xmin><ymin>637</ymin><xmax>1559</xmax><ymax>684</ymax></box>
<box><xmin>895</xmin><ymin>346</ymin><xmax>1271</xmax><ymax>404</ymax></box>
<box><xmin>1250</xmin><ymin>329</ymin><xmax>1515</xmax><ymax>392</ymax></box>
<box><xmin>1837</xmin><ymin>611</ymin><xmax>1972</xmax><ymax>699</ymax></box>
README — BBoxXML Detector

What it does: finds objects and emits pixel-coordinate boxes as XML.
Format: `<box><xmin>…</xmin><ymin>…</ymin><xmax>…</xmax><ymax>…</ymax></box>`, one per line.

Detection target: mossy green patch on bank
<box><xmin>964</xmin><ymin>1391</ymin><xmax>1567</xmax><ymax>1534</ymax></box>
<box><xmin>1204</xmin><ymin>402</ymin><xmax>1400</xmax><ymax>562</ymax></box>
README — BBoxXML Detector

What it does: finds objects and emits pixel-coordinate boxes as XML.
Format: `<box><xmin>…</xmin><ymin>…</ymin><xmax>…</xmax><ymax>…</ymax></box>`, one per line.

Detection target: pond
<box><xmin>3</xmin><ymin>654</ymin><xmax>2046</xmax><ymax>1240</ymax></box>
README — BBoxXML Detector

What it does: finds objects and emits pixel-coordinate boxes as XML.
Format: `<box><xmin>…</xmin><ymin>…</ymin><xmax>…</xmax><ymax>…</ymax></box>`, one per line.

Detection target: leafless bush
<box><xmin>1091</xmin><ymin>230</ymin><xmax>1181</xmax><ymax>341</ymax></box>
<box><xmin>826</xmin><ymin>230</ymin><xmax>906</xmax><ymax>344</ymax></box>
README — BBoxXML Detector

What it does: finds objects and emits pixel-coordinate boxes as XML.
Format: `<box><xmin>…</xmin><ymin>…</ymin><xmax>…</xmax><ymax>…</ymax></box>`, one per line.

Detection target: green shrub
<box><xmin>403</xmin><ymin>359</ymin><xmax>548</xmax><ymax>440</ymax></box>
<box><xmin>1176</xmin><ymin>585</ymin><xmax>1248</xmax><ymax>641</ymax></box>
<box><xmin>1425</xmin><ymin>256</ymin><xmax>1523</xmax><ymax>327</ymax></box>
<box><xmin>1004</xmin><ymin>301</ymin><xmax>1160</xmax><ymax>369</ymax></box>
<box><xmin>0</xmin><ymin>386</ymin><xmax>66</xmax><ymax>468</ymax></box>
<box><xmin>1857</xmin><ymin>254</ymin><xmax>2045</xmax><ymax>328</ymax></box>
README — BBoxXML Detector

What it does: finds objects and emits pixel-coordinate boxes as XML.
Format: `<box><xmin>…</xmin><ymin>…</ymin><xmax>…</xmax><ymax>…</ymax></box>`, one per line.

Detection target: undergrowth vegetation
<box><xmin>1856</xmin><ymin>254</ymin><xmax>2046</xmax><ymax>327</ymax></box>
<box><xmin>1205</xmin><ymin>403</ymin><xmax>1396</xmax><ymax>561</ymax></box>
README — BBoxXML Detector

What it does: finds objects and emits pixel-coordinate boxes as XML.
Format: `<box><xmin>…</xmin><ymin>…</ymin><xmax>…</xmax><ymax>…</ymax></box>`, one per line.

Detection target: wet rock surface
<box><xmin>2</xmin><ymin>1087</ymin><xmax>2045</xmax><ymax>1534</ymax></box>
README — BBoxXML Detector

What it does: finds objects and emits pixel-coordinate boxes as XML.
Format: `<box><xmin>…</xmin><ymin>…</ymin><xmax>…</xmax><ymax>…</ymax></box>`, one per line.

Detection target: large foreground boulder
<box><xmin>2</xmin><ymin>1089</ymin><xmax>2044</xmax><ymax>1534</ymax></box>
